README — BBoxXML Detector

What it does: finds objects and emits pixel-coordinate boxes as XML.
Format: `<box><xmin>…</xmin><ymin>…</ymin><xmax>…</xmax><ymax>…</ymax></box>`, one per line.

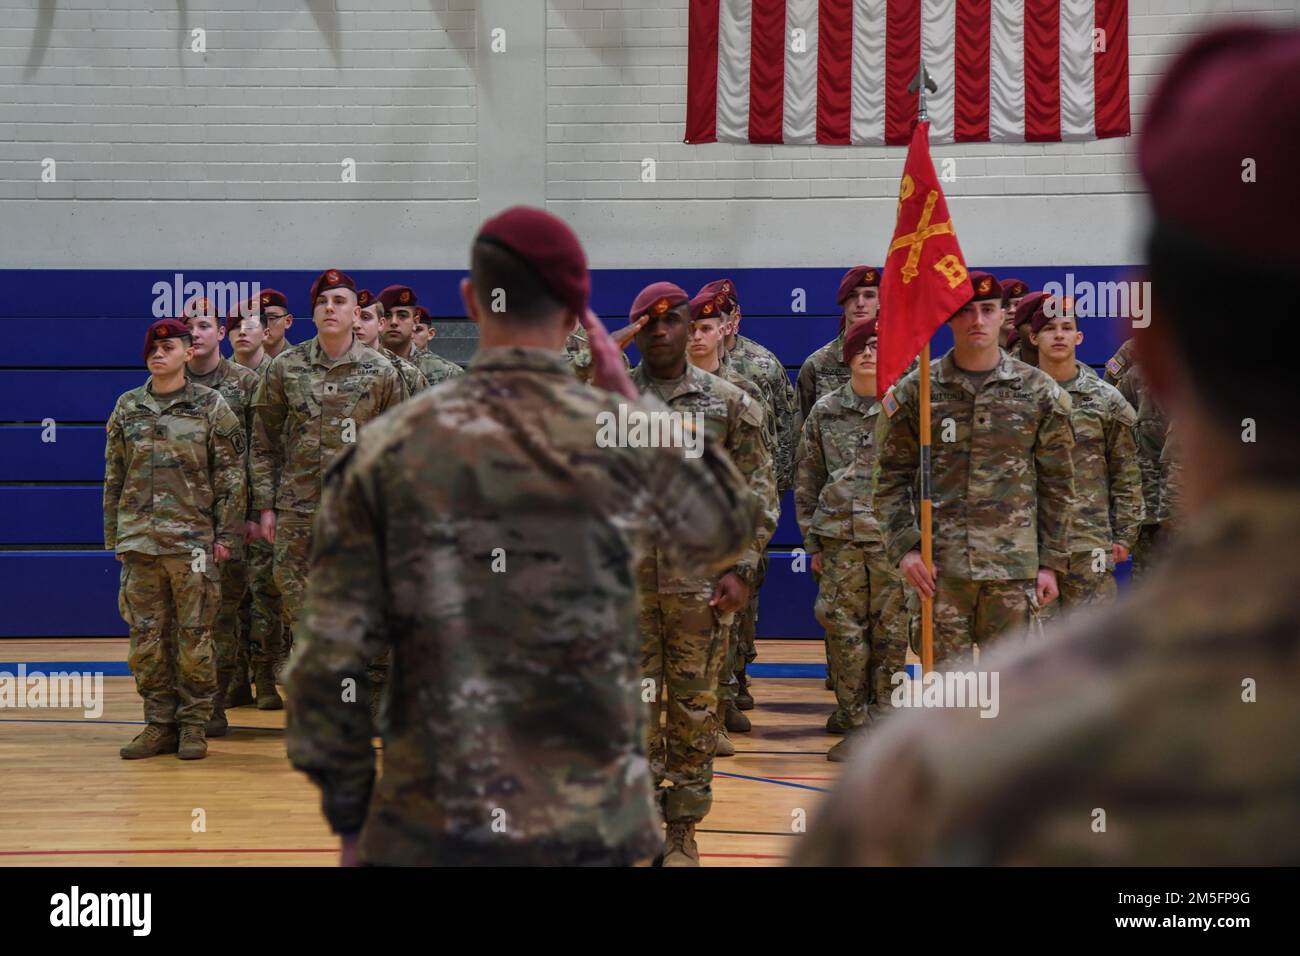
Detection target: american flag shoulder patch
<box><xmin>882</xmin><ymin>390</ymin><xmax>900</xmax><ymax>418</ymax></box>
<box><xmin>1105</xmin><ymin>357</ymin><xmax>1123</xmax><ymax>376</ymax></box>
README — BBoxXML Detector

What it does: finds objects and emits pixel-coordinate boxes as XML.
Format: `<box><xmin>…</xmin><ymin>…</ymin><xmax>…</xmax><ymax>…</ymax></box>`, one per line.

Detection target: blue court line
<box><xmin>713</xmin><ymin>771</ymin><xmax>830</xmax><ymax>793</ymax></box>
<box><xmin>3</xmin><ymin>661</ymin><xmax>829</xmax><ymax>679</ymax></box>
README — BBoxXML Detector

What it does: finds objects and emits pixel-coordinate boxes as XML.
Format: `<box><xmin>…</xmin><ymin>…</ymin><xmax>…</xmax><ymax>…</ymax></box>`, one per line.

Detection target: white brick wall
<box><xmin>0</xmin><ymin>0</ymin><xmax>478</xmax><ymax>203</ymax></box>
<box><xmin>0</xmin><ymin>0</ymin><xmax>1294</xmax><ymax>269</ymax></box>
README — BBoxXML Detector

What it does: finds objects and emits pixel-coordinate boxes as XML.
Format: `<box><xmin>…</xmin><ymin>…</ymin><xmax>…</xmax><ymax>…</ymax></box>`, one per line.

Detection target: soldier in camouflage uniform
<box><xmin>796</xmin><ymin>266</ymin><xmax>881</xmax><ymax>422</ymax></box>
<box><xmin>797</xmin><ymin>267</ymin><xmax>882</xmax><ymax>687</ymax></box>
<box><xmin>106</xmin><ymin>319</ymin><xmax>246</xmax><ymax>761</ymax></box>
<box><xmin>629</xmin><ymin>281</ymin><xmax>777</xmax><ymax>865</ymax></box>
<box><xmin>998</xmin><ymin>277</ymin><xmax>1029</xmax><ymax>348</ymax></box>
<box><xmin>258</xmin><ymin>288</ymin><xmax>293</xmax><ymax>362</ymax></box>
<box><xmin>563</xmin><ymin>322</ymin><xmax>634</xmax><ymax>384</ymax></box>
<box><xmin>228</xmin><ymin>294</ymin><xmax>285</xmax><ymax>710</ymax></box>
<box><xmin>794</xmin><ymin>319</ymin><xmax>907</xmax><ymax>761</ymax></box>
<box><xmin>873</xmin><ymin>273</ymin><xmax>1076</xmax><ymax>666</ymax></box>
<box><xmin>178</xmin><ymin>301</ymin><xmax>264</xmax><ymax>730</ymax></box>
<box><xmin>286</xmin><ymin>207</ymin><xmax>758</xmax><ymax>866</ymax></box>
<box><xmin>355</xmin><ymin>289</ymin><xmax>428</xmax><ymax>397</ymax></box>
<box><xmin>1009</xmin><ymin>291</ymin><xmax>1044</xmax><ymax>367</ymax></box>
<box><xmin>1105</xmin><ymin>338</ymin><xmax>1173</xmax><ymax>580</ymax></box>
<box><xmin>1029</xmin><ymin>297</ymin><xmax>1145</xmax><ymax>615</ymax></box>
<box><xmin>685</xmin><ymin>290</ymin><xmax>773</xmax><ymax>751</ymax></box>
<box><xmin>411</xmin><ymin>306</ymin><xmax>431</xmax><ymax>353</ymax></box>
<box><xmin>795</xmin><ymin>27</ymin><xmax>1300</xmax><ymax>864</ymax></box>
<box><xmin>379</xmin><ymin>285</ymin><xmax>464</xmax><ymax>387</ymax></box>
<box><xmin>251</xmin><ymin>270</ymin><xmax>405</xmax><ymax>691</ymax></box>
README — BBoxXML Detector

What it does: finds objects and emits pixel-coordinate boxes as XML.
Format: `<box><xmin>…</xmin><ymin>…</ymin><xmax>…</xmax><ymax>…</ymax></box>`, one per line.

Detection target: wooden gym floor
<box><xmin>0</xmin><ymin>638</ymin><xmax>846</xmax><ymax>867</ymax></box>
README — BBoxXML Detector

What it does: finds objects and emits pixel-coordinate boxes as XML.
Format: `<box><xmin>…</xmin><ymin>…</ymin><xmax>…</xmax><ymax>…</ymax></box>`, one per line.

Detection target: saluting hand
<box><xmin>580</xmin><ymin>308</ymin><xmax>639</xmax><ymax>401</ymax></box>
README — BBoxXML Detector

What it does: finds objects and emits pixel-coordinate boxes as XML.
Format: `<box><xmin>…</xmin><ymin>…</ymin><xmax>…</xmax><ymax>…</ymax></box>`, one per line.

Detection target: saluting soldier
<box><xmin>794</xmin><ymin>318</ymin><xmax>907</xmax><ymax>760</ymax></box>
<box><xmin>285</xmin><ymin>207</ymin><xmax>757</xmax><ymax>866</ymax></box>
<box><xmin>629</xmin><ymin>281</ymin><xmax>777</xmax><ymax>865</ymax></box>
<box><xmin>872</xmin><ymin>272</ymin><xmax>1076</xmax><ymax>667</ymax></box>
<box><xmin>1028</xmin><ymin>295</ymin><xmax>1144</xmax><ymax>613</ymax></box>
<box><xmin>105</xmin><ymin>319</ymin><xmax>246</xmax><ymax>761</ymax></box>
<box><xmin>250</xmin><ymin>269</ymin><xmax>405</xmax><ymax>684</ymax></box>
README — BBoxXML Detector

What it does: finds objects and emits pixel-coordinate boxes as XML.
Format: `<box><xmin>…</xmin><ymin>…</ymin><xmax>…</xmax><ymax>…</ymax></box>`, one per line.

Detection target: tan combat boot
<box><xmin>724</xmin><ymin>703</ymin><xmax>751</xmax><ymax>733</ymax></box>
<box><xmin>254</xmin><ymin>663</ymin><xmax>283</xmax><ymax>711</ymax></box>
<box><xmin>662</xmin><ymin>822</ymin><xmax>700</xmax><ymax>867</ymax></box>
<box><xmin>204</xmin><ymin>691</ymin><xmax>229</xmax><ymax>738</ymax></box>
<box><xmin>715</xmin><ymin>726</ymin><xmax>736</xmax><ymax>757</ymax></box>
<box><xmin>177</xmin><ymin>725</ymin><xmax>208</xmax><ymax>760</ymax></box>
<box><xmin>120</xmin><ymin>723</ymin><xmax>179</xmax><ymax>760</ymax></box>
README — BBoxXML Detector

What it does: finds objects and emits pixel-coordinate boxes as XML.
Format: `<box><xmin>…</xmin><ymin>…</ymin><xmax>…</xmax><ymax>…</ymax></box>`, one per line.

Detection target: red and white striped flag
<box><xmin>686</xmin><ymin>0</ymin><xmax>1129</xmax><ymax>145</ymax></box>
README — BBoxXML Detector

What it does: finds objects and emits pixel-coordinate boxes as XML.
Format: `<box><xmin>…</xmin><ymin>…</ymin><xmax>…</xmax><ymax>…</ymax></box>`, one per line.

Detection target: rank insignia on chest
<box><xmin>882</xmin><ymin>390</ymin><xmax>899</xmax><ymax>418</ymax></box>
<box><xmin>324</xmin><ymin>383</ymin><xmax>337</xmax><ymax>394</ymax></box>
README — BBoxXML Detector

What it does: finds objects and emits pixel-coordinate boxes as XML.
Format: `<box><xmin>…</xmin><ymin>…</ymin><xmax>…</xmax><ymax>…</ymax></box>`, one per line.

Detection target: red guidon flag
<box><xmin>876</xmin><ymin>120</ymin><xmax>973</xmax><ymax>399</ymax></box>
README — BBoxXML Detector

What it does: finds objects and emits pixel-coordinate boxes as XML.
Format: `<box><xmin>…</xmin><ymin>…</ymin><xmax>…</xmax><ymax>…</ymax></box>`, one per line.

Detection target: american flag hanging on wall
<box><xmin>686</xmin><ymin>0</ymin><xmax>1129</xmax><ymax>145</ymax></box>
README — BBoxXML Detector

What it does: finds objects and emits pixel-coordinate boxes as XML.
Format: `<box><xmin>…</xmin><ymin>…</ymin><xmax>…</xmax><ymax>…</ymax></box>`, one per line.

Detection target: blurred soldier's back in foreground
<box><xmin>794</xmin><ymin>25</ymin><xmax>1300</xmax><ymax>866</ymax></box>
<box><xmin>285</xmin><ymin>207</ymin><xmax>758</xmax><ymax>866</ymax></box>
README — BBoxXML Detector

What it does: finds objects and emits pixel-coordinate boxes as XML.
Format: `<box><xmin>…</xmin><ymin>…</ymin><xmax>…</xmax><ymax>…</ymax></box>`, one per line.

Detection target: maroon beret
<box><xmin>379</xmin><ymin>285</ymin><xmax>416</xmax><ymax>312</ymax></box>
<box><xmin>356</xmin><ymin>289</ymin><xmax>374</xmax><ymax>309</ymax></box>
<box><xmin>689</xmin><ymin>290</ymin><xmax>726</xmax><ymax>323</ymax></box>
<box><xmin>415</xmin><ymin>306</ymin><xmax>430</xmax><ymax>323</ymax></box>
<box><xmin>630</xmin><ymin>282</ymin><xmax>689</xmax><ymax>323</ymax></box>
<box><xmin>1005</xmin><ymin>328</ymin><xmax>1020</xmax><ymax>351</ymax></box>
<box><xmin>143</xmin><ymin>318</ymin><xmax>192</xmax><ymax>363</ymax></box>
<box><xmin>257</xmin><ymin>288</ymin><xmax>288</xmax><ymax>311</ymax></box>
<box><xmin>966</xmin><ymin>271</ymin><xmax>1002</xmax><ymax>303</ymax></box>
<box><xmin>225</xmin><ymin>299</ymin><xmax>262</xmax><ymax>334</ymax></box>
<box><xmin>476</xmin><ymin>206</ymin><xmax>590</xmax><ymax>317</ymax></box>
<box><xmin>1013</xmin><ymin>291</ymin><xmax>1049</xmax><ymax>329</ymax></box>
<box><xmin>1029</xmin><ymin>295</ymin><xmax>1077</xmax><ymax>336</ymax></box>
<box><xmin>309</xmin><ymin>269</ymin><xmax>355</xmax><ymax>306</ymax></box>
<box><xmin>836</xmin><ymin>266</ymin><xmax>882</xmax><ymax>305</ymax></box>
<box><xmin>182</xmin><ymin>296</ymin><xmax>218</xmax><ymax>320</ymax></box>
<box><xmin>1139</xmin><ymin>26</ymin><xmax>1300</xmax><ymax>271</ymax></box>
<box><xmin>1000</xmin><ymin>278</ymin><xmax>1028</xmax><ymax>304</ymax></box>
<box><xmin>698</xmin><ymin>278</ymin><xmax>738</xmax><ymax>311</ymax></box>
<box><xmin>842</xmin><ymin>317</ymin><xmax>879</xmax><ymax>364</ymax></box>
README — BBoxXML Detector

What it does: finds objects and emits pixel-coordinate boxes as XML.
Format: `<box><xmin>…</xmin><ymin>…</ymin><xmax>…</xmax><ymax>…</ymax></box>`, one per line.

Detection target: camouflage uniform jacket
<box><xmin>729</xmin><ymin>333</ymin><xmax>798</xmax><ymax>491</ymax></box>
<box><xmin>715</xmin><ymin>350</ymin><xmax>776</xmax><ymax>450</ymax></box>
<box><xmin>796</xmin><ymin>332</ymin><xmax>850</xmax><ymax>421</ymax></box>
<box><xmin>630</xmin><ymin>362</ymin><xmax>778</xmax><ymax>586</ymax></box>
<box><xmin>1059</xmin><ymin>361</ymin><xmax>1145</xmax><ymax>568</ymax></box>
<box><xmin>377</xmin><ymin>346</ymin><xmax>428</xmax><ymax>399</ymax></box>
<box><xmin>411</xmin><ymin>346</ymin><xmax>465</xmax><ymax>387</ymax></box>
<box><xmin>1114</xmin><ymin>357</ymin><xmax>1171</xmax><ymax>529</ymax></box>
<box><xmin>250</xmin><ymin>335</ymin><xmax>404</xmax><ymax>515</ymax></box>
<box><xmin>562</xmin><ymin>326</ymin><xmax>630</xmax><ymax>385</ymax></box>
<box><xmin>793</xmin><ymin>483</ymin><xmax>1300</xmax><ymax>865</ymax></box>
<box><xmin>793</xmin><ymin>382</ymin><xmax>886</xmax><ymax>555</ymax></box>
<box><xmin>1102</xmin><ymin>338</ymin><xmax>1136</xmax><ymax>388</ymax></box>
<box><xmin>104</xmin><ymin>381</ymin><xmax>246</xmax><ymax>557</ymax></box>
<box><xmin>188</xmin><ymin>357</ymin><xmax>260</xmax><ymax>520</ymax></box>
<box><xmin>285</xmin><ymin>347</ymin><xmax>758</xmax><ymax>865</ymax></box>
<box><xmin>872</xmin><ymin>348</ymin><xmax>1076</xmax><ymax>578</ymax></box>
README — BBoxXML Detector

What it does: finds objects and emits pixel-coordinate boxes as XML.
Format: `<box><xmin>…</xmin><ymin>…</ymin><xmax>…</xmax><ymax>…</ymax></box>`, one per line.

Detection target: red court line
<box><xmin>701</xmin><ymin>853</ymin><xmax>786</xmax><ymax>860</ymax></box>
<box><xmin>0</xmin><ymin>847</ymin><xmax>334</xmax><ymax>857</ymax></box>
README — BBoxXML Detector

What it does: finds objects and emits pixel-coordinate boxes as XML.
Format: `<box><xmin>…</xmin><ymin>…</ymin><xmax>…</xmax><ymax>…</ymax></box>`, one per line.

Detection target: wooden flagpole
<box><xmin>910</xmin><ymin>63</ymin><xmax>938</xmax><ymax>676</ymax></box>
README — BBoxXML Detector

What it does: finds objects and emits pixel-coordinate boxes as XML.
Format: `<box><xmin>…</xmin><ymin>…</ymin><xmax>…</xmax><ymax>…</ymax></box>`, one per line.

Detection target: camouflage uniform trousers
<box><xmin>272</xmin><ymin>511</ymin><xmax>315</xmax><ymax>664</ymax></box>
<box><xmin>118</xmin><ymin>552</ymin><xmax>219</xmax><ymax>726</ymax></box>
<box><xmin>640</xmin><ymin>586</ymin><xmax>729</xmax><ymax>823</ymax></box>
<box><xmin>909</xmin><ymin>578</ymin><xmax>1040</xmax><ymax>669</ymax></box>
<box><xmin>728</xmin><ymin>553</ymin><xmax>767</xmax><ymax>693</ymax></box>
<box><xmin>814</xmin><ymin>539</ymin><xmax>908</xmax><ymax>728</ymax></box>
<box><xmin>1039</xmin><ymin>567</ymin><xmax>1118</xmax><ymax>625</ymax></box>
<box><xmin>210</xmin><ymin>557</ymin><xmax>247</xmax><ymax>700</ymax></box>
<box><xmin>237</xmin><ymin>535</ymin><xmax>282</xmax><ymax>672</ymax></box>
<box><xmin>1131</xmin><ymin>523</ymin><xmax>1170</xmax><ymax>582</ymax></box>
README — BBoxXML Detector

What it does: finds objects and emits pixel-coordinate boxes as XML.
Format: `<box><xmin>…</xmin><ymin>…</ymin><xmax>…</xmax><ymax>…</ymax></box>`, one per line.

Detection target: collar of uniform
<box><xmin>143</xmin><ymin>379</ymin><xmax>195</xmax><ymax>413</ymax></box>
<box><xmin>839</xmin><ymin>381</ymin><xmax>880</xmax><ymax>415</ymax></box>
<box><xmin>936</xmin><ymin>348</ymin><xmax>1023</xmax><ymax>391</ymax></box>
<box><xmin>1062</xmin><ymin>359</ymin><xmax>1094</xmax><ymax>394</ymax></box>
<box><xmin>470</xmin><ymin>346</ymin><xmax>572</xmax><ymax>377</ymax></box>
<box><xmin>308</xmin><ymin>334</ymin><xmax>368</xmax><ymax>369</ymax></box>
<box><xmin>186</xmin><ymin>357</ymin><xmax>228</xmax><ymax>385</ymax></box>
<box><xmin>631</xmin><ymin>361</ymin><xmax>708</xmax><ymax>398</ymax></box>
